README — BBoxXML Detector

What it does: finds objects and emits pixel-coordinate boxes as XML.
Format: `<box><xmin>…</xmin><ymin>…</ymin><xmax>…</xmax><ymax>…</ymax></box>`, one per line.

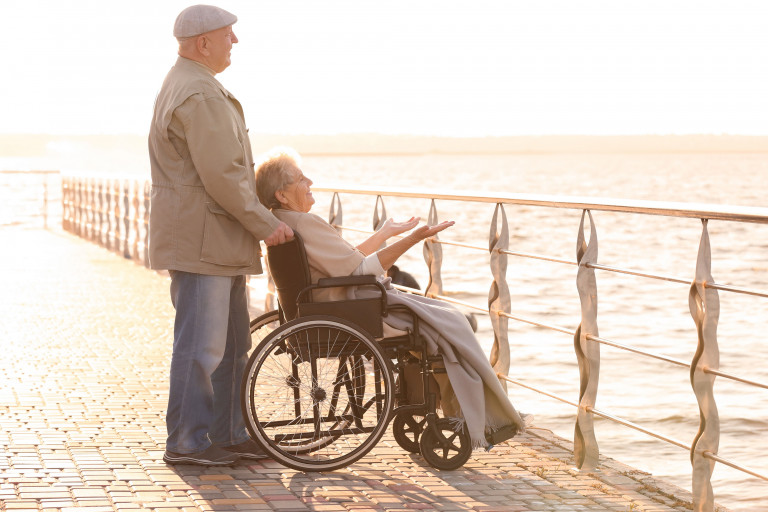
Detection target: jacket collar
<box><xmin>174</xmin><ymin>55</ymin><xmax>237</xmax><ymax>102</ymax></box>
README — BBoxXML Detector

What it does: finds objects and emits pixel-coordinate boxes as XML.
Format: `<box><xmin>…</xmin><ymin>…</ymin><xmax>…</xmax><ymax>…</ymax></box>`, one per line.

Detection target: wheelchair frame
<box><xmin>240</xmin><ymin>233</ymin><xmax>473</xmax><ymax>472</ymax></box>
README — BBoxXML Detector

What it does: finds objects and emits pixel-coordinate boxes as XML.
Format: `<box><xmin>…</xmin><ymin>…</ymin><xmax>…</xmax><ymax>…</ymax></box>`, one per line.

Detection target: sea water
<box><xmin>3</xmin><ymin>151</ymin><xmax>767</xmax><ymax>511</ymax></box>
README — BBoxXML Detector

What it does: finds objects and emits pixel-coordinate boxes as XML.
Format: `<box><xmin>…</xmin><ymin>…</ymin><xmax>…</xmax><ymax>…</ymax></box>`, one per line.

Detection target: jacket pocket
<box><xmin>200</xmin><ymin>203</ymin><xmax>255</xmax><ymax>266</ymax></box>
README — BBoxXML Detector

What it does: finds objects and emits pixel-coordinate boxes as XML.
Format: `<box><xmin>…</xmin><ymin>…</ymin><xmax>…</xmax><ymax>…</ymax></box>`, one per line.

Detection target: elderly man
<box><xmin>148</xmin><ymin>4</ymin><xmax>293</xmax><ymax>466</ymax></box>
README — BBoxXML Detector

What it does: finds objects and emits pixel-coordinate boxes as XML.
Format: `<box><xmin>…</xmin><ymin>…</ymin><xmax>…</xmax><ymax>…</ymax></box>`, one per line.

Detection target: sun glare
<box><xmin>2</xmin><ymin>0</ymin><xmax>768</xmax><ymax>136</ymax></box>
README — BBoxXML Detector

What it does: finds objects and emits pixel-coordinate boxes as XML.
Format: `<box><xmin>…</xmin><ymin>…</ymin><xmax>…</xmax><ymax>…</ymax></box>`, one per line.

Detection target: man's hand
<box><xmin>264</xmin><ymin>222</ymin><xmax>294</xmax><ymax>246</ymax></box>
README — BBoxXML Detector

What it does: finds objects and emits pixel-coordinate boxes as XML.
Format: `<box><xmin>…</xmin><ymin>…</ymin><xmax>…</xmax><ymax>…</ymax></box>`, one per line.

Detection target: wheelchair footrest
<box><xmin>485</xmin><ymin>424</ymin><xmax>519</xmax><ymax>445</ymax></box>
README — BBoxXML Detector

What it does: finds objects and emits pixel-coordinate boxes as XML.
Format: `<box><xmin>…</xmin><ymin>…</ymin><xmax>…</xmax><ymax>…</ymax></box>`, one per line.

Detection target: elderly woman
<box><xmin>255</xmin><ymin>150</ymin><xmax>525</xmax><ymax>449</ymax></box>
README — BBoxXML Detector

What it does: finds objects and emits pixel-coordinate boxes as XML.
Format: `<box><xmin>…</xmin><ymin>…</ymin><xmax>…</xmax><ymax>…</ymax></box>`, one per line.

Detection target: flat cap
<box><xmin>173</xmin><ymin>4</ymin><xmax>237</xmax><ymax>38</ymax></box>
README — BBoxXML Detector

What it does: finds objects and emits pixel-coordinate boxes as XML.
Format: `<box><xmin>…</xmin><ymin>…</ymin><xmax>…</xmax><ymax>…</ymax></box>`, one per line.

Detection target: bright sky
<box><xmin>4</xmin><ymin>0</ymin><xmax>768</xmax><ymax>136</ymax></box>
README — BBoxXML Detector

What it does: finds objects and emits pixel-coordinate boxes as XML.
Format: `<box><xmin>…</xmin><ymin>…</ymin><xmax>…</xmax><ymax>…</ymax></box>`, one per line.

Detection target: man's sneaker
<box><xmin>163</xmin><ymin>445</ymin><xmax>240</xmax><ymax>466</ymax></box>
<box><xmin>219</xmin><ymin>439</ymin><xmax>270</xmax><ymax>460</ymax></box>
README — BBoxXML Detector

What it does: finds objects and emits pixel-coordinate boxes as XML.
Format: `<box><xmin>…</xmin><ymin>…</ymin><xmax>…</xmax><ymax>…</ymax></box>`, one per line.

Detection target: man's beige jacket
<box><xmin>148</xmin><ymin>57</ymin><xmax>279</xmax><ymax>276</ymax></box>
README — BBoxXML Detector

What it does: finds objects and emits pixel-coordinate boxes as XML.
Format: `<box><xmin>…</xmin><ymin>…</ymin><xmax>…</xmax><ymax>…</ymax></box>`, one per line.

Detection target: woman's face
<box><xmin>277</xmin><ymin>166</ymin><xmax>314</xmax><ymax>213</ymax></box>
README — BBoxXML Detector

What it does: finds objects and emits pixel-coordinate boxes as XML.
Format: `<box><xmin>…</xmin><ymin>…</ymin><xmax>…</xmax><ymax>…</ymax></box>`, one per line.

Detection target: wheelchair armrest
<box><xmin>317</xmin><ymin>275</ymin><xmax>378</xmax><ymax>287</ymax></box>
<box><xmin>296</xmin><ymin>275</ymin><xmax>389</xmax><ymax>318</ymax></box>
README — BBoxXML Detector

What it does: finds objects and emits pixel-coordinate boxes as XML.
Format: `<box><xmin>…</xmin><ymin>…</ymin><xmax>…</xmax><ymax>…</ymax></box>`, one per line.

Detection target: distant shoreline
<box><xmin>1</xmin><ymin>133</ymin><xmax>767</xmax><ymax>158</ymax></box>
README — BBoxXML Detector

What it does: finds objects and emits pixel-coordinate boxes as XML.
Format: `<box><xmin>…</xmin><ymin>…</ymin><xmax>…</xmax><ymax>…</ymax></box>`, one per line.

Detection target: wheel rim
<box><xmin>419</xmin><ymin>418</ymin><xmax>472</xmax><ymax>470</ymax></box>
<box><xmin>249</xmin><ymin>311</ymin><xmax>280</xmax><ymax>349</ymax></box>
<box><xmin>243</xmin><ymin>317</ymin><xmax>393</xmax><ymax>471</ymax></box>
<box><xmin>393</xmin><ymin>412</ymin><xmax>425</xmax><ymax>453</ymax></box>
<box><xmin>250</xmin><ymin>311</ymin><xmax>339</xmax><ymax>454</ymax></box>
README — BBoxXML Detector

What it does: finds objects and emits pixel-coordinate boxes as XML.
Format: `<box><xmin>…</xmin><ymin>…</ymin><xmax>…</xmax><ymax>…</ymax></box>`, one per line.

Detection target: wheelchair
<box><xmin>240</xmin><ymin>233</ymin><xmax>474</xmax><ymax>472</ymax></box>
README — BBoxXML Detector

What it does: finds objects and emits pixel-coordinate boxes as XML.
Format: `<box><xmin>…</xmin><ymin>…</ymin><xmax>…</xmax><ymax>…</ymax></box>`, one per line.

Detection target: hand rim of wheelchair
<box><xmin>247</xmin><ymin>313</ymin><xmax>375</xmax><ymax>457</ymax></box>
<box><xmin>250</xmin><ymin>310</ymin><xmax>355</xmax><ymax>455</ymax></box>
<box><xmin>242</xmin><ymin>315</ymin><xmax>394</xmax><ymax>472</ymax></box>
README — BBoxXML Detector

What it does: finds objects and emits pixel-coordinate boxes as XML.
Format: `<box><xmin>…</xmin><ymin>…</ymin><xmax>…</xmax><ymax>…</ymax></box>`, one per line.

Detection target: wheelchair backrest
<box><xmin>266</xmin><ymin>232</ymin><xmax>312</xmax><ymax>322</ymax></box>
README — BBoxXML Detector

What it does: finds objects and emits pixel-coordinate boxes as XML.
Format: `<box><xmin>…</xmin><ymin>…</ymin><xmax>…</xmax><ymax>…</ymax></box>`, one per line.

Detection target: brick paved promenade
<box><xmin>0</xmin><ymin>227</ymin><xmax>708</xmax><ymax>511</ymax></box>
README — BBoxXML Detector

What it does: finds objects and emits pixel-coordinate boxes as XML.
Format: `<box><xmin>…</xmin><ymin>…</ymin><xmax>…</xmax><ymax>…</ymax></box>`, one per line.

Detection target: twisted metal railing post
<box><xmin>574</xmin><ymin>209</ymin><xmax>600</xmax><ymax>471</ymax></box>
<box><xmin>372</xmin><ymin>195</ymin><xmax>387</xmax><ymax>250</ymax></box>
<box><xmin>123</xmin><ymin>181</ymin><xmax>131</xmax><ymax>258</ymax></box>
<box><xmin>112</xmin><ymin>179</ymin><xmax>121</xmax><ymax>255</ymax></box>
<box><xmin>132</xmin><ymin>181</ymin><xmax>140</xmax><ymax>260</ymax></box>
<box><xmin>90</xmin><ymin>178</ymin><xmax>98</xmax><ymax>241</ymax></box>
<box><xmin>97</xmin><ymin>181</ymin><xmax>105</xmax><ymax>247</ymax></box>
<box><xmin>61</xmin><ymin>177</ymin><xmax>71</xmax><ymax>232</ymax></box>
<box><xmin>689</xmin><ymin>219</ymin><xmax>720</xmax><ymax>512</ymax></box>
<box><xmin>86</xmin><ymin>178</ymin><xmax>95</xmax><ymax>241</ymax></box>
<box><xmin>143</xmin><ymin>181</ymin><xmax>151</xmax><ymax>268</ymax></box>
<box><xmin>488</xmin><ymin>203</ymin><xmax>511</xmax><ymax>379</ymax></box>
<box><xmin>329</xmin><ymin>191</ymin><xmax>343</xmax><ymax>235</ymax></box>
<box><xmin>423</xmin><ymin>199</ymin><xmax>444</xmax><ymax>296</ymax></box>
<box><xmin>73</xmin><ymin>179</ymin><xmax>82</xmax><ymax>236</ymax></box>
<box><xmin>104</xmin><ymin>179</ymin><xmax>113</xmax><ymax>250</ymax></box>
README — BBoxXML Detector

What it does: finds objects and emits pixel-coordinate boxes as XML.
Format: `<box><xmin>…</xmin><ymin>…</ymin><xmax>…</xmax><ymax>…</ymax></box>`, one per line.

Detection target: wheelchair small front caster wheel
<box><xmin>419</xmin><ymin>418</ymin><xmax>472</xmax><ymax>470</ymax></box>
<box><xmin>392</xmin><ymin>412</ymin><xmax>426</xmax><ymax>453</ymax></box>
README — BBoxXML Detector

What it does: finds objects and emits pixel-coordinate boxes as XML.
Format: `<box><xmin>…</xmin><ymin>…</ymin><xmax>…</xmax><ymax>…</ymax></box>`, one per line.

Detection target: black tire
<box><xmin>249</xmin><ymin>310</ymin><xmax>281</xmax><ymax>359</ymax></box>
<box><xmin>392</xmin><ymin>412</ymin><xmax>426</xmax><ymax>453</ymax></box>
<box><xmin>419</xmin><ymin>418</ymin><xmax>472</xmax><ymax>470</ymax></box>
<box><xmin>249</xmin><ymin>310</ymin><xmax>348</xmax><ymax>455</ymax></box>
<box><xmin>242</xmin><ymin>316</ymin><xmax>394</xmax><ymax>472</ymax></box>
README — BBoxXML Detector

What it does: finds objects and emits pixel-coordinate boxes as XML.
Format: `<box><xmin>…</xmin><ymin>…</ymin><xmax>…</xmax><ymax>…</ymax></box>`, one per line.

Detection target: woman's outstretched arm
<box><xmin>356</xmin><ymin>217</ymin><xmax>419</xmax><ymax>255</ymax></box>
<box><xmin>374</xmin><ymin>221</ymin><xmax>454</xmax><ymax>271</ymax></box>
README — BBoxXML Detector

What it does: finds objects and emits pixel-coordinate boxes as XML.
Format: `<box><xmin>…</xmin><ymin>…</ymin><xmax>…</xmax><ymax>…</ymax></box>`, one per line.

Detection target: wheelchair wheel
<box><xmin>242</xmin><ymin>316</ymin><xmax>394</xmax><ymax>472</ymax></box>
<box><xmin>250</xmin><ymin>310</ymin><xmax>341</xmax><ymax>455</ymax></box>
<box><xmin>392</xmin><ymin>411</ymin><xmax>425</xmax><ymax>453</ymax></box>
<box><xmin>419</xmin><ymin>418</ymin><xmax>472</xmax><ymax>470</ymax></box>
<box><xmin>250</xmin><ymin>310</ymin><xmax>280</xmax><ymax>344</ymax></box>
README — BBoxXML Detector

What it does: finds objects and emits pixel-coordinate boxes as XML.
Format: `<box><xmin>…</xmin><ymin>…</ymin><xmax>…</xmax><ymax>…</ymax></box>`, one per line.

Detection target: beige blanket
<box><xmin>357</xmin><ymin>282</ymin><xmax>524</xmax><ymax>448</ymax></box>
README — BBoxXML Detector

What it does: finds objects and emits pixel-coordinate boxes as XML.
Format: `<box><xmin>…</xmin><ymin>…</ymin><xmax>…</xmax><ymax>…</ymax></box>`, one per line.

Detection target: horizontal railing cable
<box><xmin>336</xmin><ymin>223</ymin><xmax>768</xmax><ymax>301</ymax></box>
<box><xmin>500</xmin><ymin>248</ymin><xmax>576</xmax><ymax>266</ymax></box>
<box><xmin>498</xmin><ymin>311</ymin><xmax>576</xmax><ymax>336</ymax></box>
<box><xmin>586</xmin><ymin>334</ymin><xmax>691</xmax><ymax>369</ymax></box>
<box><xmin>702</xmin><ymin>368</ymin><xmax>768</xmax><ymax>390</ymax></box>
<box><xmin>498</xmin><ymin>375</ymin><xmax>580</xmax><ymax>409</ymax></box>
<box><xmin>586</xmin><ymin>263</ymin><xmax>691</xmax><ymax>285</ymax></box>
<box><xmin>703</xmin><ymin>452</ymin><xmax>768</xmax><ymax>482</ymax></box>
<box><xmin>586</xmin><ymin>407</ymin><xmax>690</xmax><ymax>451</ymax></box>
<box><xmin>704</xmin><ymin>282</ymin><xmax>768</xmax><ymax>299</ymax></box>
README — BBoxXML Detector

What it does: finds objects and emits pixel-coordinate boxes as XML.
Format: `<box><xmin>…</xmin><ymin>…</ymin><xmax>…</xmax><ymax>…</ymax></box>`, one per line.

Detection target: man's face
<box><xmin>203</xmin><ymin>25</ymin><xmax>238</xmax><ymax>73</ymax></box>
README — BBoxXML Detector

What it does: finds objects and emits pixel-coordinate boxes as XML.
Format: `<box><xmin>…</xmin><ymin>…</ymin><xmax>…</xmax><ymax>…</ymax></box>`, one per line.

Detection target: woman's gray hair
<box><xmin>255</xmin><ymin>148</ymin><xmax>301</xmax><ymax>210</ymax></box>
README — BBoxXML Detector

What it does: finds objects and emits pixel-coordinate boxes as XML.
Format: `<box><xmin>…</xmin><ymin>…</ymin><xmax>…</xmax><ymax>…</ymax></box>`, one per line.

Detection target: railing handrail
<box><xmin>314</xmin><ymin>183</ymin><xmax>768</xmax><ymax>224</ymax></box>
<box><xmin>0</xmin><ymin>170</ymin><xmax>60</xmax><ymax>175</ymax></box>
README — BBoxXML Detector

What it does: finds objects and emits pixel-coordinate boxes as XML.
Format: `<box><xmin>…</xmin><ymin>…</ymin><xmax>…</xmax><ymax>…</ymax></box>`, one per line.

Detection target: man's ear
<box><xmin>275</xmin><ymin>190</ymin><xmax>286</xmax><ymax>205</ymax></box>
<box><xmin>197</xmin><ymin>35</ymin><xmax>210</xmax><ymax>56</ymax></box>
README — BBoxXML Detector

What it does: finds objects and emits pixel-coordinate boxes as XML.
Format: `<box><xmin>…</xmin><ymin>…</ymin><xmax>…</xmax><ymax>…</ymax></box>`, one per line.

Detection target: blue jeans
<box><xmin>166</xmin><ymin>271</ymin><xmax>252</xmax><ymax>453</ymax></box>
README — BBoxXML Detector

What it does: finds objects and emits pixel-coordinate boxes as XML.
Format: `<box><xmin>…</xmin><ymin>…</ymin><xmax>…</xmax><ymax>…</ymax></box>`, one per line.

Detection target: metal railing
<box><xmin>61</xmin><ymin>176</ymin><xmax>151</xmax><ymax>265</ymax></box>
<box><xmin>62</xmin><ymin>177</ymin><xmax>768</xmax><ymax>512</ymax></box>
<box><xmin>314</xmin><ymin>184</ymin><xmax>768</xmax><ymax>512</ymax></box>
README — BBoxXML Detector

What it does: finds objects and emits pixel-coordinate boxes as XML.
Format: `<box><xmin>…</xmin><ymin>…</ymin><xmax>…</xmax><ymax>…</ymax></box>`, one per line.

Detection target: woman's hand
<box><xmin>375</xmin><ymin>220</ymin><xmax>455</xmax><ymax>271</ymax></box>
<box><xmin>410</xmin><ymin>220</ymin><xmax>455</xmax><ymax>241</ymax></box>
<box><xmin>380</xmin><ymin>217</ymin><xmax>420</xmax><ymax>238</ymax></box>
